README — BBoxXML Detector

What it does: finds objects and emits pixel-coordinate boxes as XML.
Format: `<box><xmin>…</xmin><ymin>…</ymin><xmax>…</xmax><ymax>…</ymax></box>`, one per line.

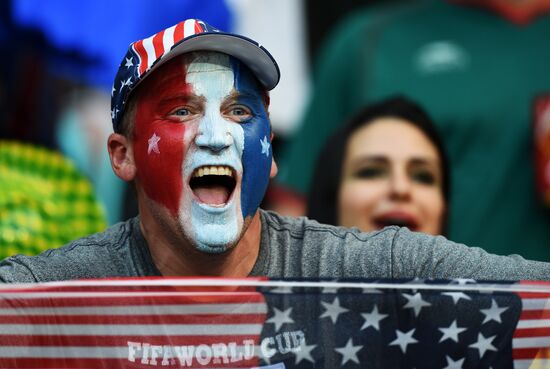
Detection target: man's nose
<box><xmin>195</xmin><ymin>116</ymin><xmax>232</xmax><ymax>152</ymax></box>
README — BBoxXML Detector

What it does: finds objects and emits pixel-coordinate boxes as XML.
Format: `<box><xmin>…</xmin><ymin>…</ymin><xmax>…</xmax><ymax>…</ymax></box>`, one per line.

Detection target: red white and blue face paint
<box><xmin>132</xmin><ymin>52</ymin><xmax>271</xmax><ymax>253</ymax></box>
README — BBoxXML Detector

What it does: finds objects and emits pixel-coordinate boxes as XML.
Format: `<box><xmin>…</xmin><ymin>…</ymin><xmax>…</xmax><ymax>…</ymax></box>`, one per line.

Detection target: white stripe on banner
<box><xmin>0</xmin><ymin>345</ymin><xmax>256</xmax><ymax>359</ymax></box>
<box><xmin>183</xmin><ymin>19</ymin><xmax>196</xmax><ymax>38</ymax></box>
<box><xmin>514</xmin><ymin>358</ymin><xmax>550</xmax><ymax>369</ymax></box>
<box><xmin>0</xmin><ymin>346</ymin><xmax>126</xmax><ymax>359</ymax></box>
<box><xmin>517</xmin><ymin>319</ymin><xmax>550</xmax><ymax>329</ymax></box>
<box><xmin>512</xmin><ymin>336</ymin><xmax>550</xmax><ymax>348</ymax></box>
<box><xmin>521</xmin><ymin>298</ymin><xmax>550</xmax><ymax>310</ymax></box>
<box><xmin>0</xmin><ymin>303</ymin><xmax>267</xmax><ymax>315</ymax></box>
<box><xmin>0</xmin><ymin>323</ymin><xmax>263</xmax><ymax>336</ymax></box>
<box><xmin>162</xmin><ymin>24</ymin><xmax>177</xmax><ymax>55</ymax></box>
<box><xmin>142</xmin><ymin>35</ymin><xmax>157</xmax><ymax>71</ymax></box>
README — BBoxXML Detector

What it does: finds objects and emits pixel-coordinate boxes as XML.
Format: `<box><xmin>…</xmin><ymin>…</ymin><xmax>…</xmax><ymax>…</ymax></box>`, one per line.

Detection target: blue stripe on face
<box><xmin>231</xmin><ymin>58</ymin><xmax>272</xmax><ymax>218</ymax></box>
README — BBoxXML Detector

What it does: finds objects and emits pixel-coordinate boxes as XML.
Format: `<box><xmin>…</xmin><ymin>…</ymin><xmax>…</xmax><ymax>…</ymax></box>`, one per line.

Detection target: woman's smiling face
<box><xmin>337</xmin><ymin>117</ymin><xmax>445</xmax><ymax>235</ymax></box>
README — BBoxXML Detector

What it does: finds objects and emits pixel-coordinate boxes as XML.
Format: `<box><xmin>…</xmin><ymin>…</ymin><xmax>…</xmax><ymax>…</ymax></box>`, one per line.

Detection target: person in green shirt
<box><xmin>277</xmin><ymin>0</ymin><xmax>550</xmax><ymax>260</ymax></box>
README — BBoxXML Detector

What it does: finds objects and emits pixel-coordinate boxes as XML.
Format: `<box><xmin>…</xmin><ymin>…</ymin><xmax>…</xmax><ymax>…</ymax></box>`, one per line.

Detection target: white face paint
<box><xmin>179</xmin><ymin>53</ymin><xmax>246</xmax><ymax>253</ymax></box>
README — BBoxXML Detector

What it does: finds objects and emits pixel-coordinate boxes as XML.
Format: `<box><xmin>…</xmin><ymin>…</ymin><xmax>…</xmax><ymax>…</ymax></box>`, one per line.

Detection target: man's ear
<box><xmin>108</xmin><ymin>133</ymin><xmax>137</xmax><ymax>181</ymax></box>
<box><xmin>269</xmin><ymin>132</ymin><xmax>278</xmax><ymax>178</ymax></box>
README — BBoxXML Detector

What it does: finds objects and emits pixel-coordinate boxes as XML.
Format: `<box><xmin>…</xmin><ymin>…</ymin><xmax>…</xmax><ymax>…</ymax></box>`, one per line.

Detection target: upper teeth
<box><xmin>193</xmin><ymin>166</ymin><xmax>233</xmax><ymax>178</ymax></box>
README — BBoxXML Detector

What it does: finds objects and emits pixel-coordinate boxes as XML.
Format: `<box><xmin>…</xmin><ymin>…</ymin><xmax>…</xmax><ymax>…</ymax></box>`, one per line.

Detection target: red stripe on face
<box><xmin>133</xmin><ymin>57</ymin><xmax>192</xmax><ymax>216</ymax></box>
<box><xmin>133</xmin><ymin>40</ymin><xmax>148</xmax><ymax>75</ymax></box>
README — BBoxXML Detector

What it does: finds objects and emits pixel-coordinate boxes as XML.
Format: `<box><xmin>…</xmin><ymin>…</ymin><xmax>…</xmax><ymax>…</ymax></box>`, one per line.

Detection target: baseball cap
<box><xmin>111</xmin><ymin>18</ymin><xmax>280</xmax><ymax>132</ymax></box>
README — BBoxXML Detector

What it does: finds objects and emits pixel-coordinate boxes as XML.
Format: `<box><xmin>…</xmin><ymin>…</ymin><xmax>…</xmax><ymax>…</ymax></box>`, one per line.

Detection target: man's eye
<box><xmin>226</xmin><ymin>105</ymin><xmax>252</xmax><ymax>122</ymax></box>
<box><xmin>173</xmin><ymin>108</ymin><xmax>191</xmax><ymax>116</ymax></box>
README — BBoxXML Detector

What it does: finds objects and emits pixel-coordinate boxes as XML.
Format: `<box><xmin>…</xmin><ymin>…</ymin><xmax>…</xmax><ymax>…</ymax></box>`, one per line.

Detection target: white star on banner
<box><xmin>320</xmin><ymin>297</ymin><xmax>349</xmax><ymax>324</ymax></box>
<box><xmin>402</xmin><ymin>292</ymin><xmax>431</xmax><ymax>317</ymax></box>
<box><xmin>360</xmin><ymin>305</ymin><xmax>388</xmax><ymax>331</ymax></box>
<box><xmin>480</xmin><ymin>299</ymin><xmax>508</xmax><ymax>324</ymax></box>
<box><xmin>362</xmin><ymin>287</ymin><xmax>382</xmax><ymax>294</ymax></box>
<box><xmin>124</xmin><ymin>77</ymin><xmax>133</xmax><ymax>88</ymax></box>
<box><xmin>443</xmin><ymin>355</ymin><xmax>465</xmax><ymax>369</ymax></box>
<box><xmin>110</xmin><ymin>108</ymin><xmax>118</xmax><ymax>120</ymax></box>
<box><xmin>451</xmin><ymin>278</ymin><xmax>476</xmax><ymax>285</ymax></box>
<box><xmin>439</xmin><ymin>320</ymin><xmax>467</xmax><ymax>343</ymax></box>
<box><xmin>266</xmin><ymin>307</ymin><xmax>294</xmax><ymax>331</ymax></box>
<box><xmin>268</xmin><ymin>286</ymin><xmax>294</xmax><ymax>294</ymax></box>
<box><xmin>111</xmin><ymin>85</ymin><xmax>116</xmax><ymax>96</ymax></box>
<box><xmin>322</xmin><ymin>286</ymin><xmax>339</xmax><ymax>294</ymax></box>
<box><xmin>389</xmin><ymin>328</ymin><xmax>418</xmax><ymax>353</ymax></box>
<box><xmin>260</xmin><ymin>136</ymin><xmax>270</xmax><ymax>157</ymax></box>
<box><xmin>442</xmin><ymin>292</ymin><xmax>472</xmax><ymax>304</ymax></box>
<box><xmin>334</xmin><ymin>338</ymin><xmax>362</xmax><ymax>365</ymax></box>
<box><xmin>469</xmin><ymin>333</ymin><xmax>497</xmax><ymax>357</ymax></box>
<box><xmin>125</xmin><ymin>57</ymin><xmax>134</xmax><ymax>68</ymax></box>
<box><xmin>294</xmin><ymin>337</ymin><xmax>316</xmax><ymax>365</ymax></box>
<box><xmin>147</xmin><ymin>133</ymin><xmax>161</xmax><ymax>154</ymax></box>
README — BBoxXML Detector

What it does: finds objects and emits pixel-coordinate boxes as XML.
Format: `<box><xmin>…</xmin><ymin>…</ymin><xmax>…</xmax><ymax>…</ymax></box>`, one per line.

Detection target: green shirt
<box><xmin>279</xmin><ymin>0</ymin><xmax>550</xmax><ymax>260</ymax></box>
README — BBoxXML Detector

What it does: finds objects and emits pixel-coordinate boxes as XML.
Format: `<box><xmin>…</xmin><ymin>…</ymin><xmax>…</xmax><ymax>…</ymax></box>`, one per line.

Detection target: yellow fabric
<box><xmin>0</xmin><ymin>141</ymin><xmax>107</xmax><ymax>258</ymax></box>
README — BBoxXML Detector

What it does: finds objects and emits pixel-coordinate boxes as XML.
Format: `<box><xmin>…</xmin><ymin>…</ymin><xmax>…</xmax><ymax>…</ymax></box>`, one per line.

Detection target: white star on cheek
<box><xmin>147</xmin><ymin>133</ymin><xmax>161</xmax><ymax>154</ymax></box>
<box><xmin>260</xmin><ymin>136</ymin><xmax>270</xmax><ymax>157</ymax></box>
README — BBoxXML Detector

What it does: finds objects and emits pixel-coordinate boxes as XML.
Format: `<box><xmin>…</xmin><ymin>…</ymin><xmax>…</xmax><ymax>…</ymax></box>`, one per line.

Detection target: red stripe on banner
<box><xmin>152</xmin><ymin>30</ymin><xmax>165</xmax><ymax>60</ymax></box>
<box><xmin>133</xmin><ymin>40</ymin><xmax>148</xmax><ymax>75</ymax></box>
<box><xmin>513</xmin><ymin>326</ymin><xmax>550</xmax><ymax>338</ymax></box>
<box><xmin>519</xmin><ymin>309</ymin><xmax>550</xmax><ymax>320</ymax></box>
<box><xmin>517</xmin><ymin>292</ymin><xmax>550</xmax><ymax>299</ymax></box>
<box><xmin>0</xmin><ymin>294</ymin><xmax>264</xmax><ymax>307</ymax></box>
<box><xmin>0</xmin><ymin>334</ymin><xmax>261</xmax><ymax>347</ymax></box>
<box><xmin>513</xmin><ymin>347</ymin><xmax>550</xmax><ymax>359</ymax></box>
<box><xmin>0</xmin><ymin>357</ymin><xmax>260</xmax><ymax>369</ymax></box>
<box><xmin>0</xmin><ymin>313</ymin><xmax>266</xmax><ymax>325</ymax></box>
<box><xmin>173</xmin><ymin>21</ymin><xmax>185</xmax><ymax>44</ymax></box>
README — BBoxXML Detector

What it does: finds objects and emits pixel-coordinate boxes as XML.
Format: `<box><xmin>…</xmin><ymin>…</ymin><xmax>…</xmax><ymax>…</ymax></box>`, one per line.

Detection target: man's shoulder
<box><xmin>0</xmin><ymin>218</ymin><xmax>137</xmax><ymax>283</ymax></box>
<box><xmin>260</xmin><ymin>209</ymin><xmax>398</xmax><ymax>246</ymax></box>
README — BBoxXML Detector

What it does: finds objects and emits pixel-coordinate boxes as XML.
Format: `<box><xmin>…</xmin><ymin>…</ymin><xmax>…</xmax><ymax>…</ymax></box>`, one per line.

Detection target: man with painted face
<box><xmin>1</xmin><ymin>19</ymin><xmax>550</xmax><ymax>282</ymax></box>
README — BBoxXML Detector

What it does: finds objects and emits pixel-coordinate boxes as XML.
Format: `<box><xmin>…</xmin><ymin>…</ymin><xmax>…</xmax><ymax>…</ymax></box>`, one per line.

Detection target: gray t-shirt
<box><xmin>1</xmin><ymin>210</ymin><xmax>549</xmax><ymax>282</ymax></box>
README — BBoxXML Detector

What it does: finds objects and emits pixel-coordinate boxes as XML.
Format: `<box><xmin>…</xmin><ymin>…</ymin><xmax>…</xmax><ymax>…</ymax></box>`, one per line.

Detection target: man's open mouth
<box><xmin>189</xmin><ymin>165</ymin><xmax>237</xmax><ymax>206</ymax></box>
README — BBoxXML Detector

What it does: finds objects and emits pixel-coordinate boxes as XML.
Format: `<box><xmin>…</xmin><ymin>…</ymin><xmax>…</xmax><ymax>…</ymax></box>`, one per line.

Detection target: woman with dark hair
<box><xmin>307</xmin><ymin>96</ymin><xmax>450</xmax><ymax>235</ymax></box>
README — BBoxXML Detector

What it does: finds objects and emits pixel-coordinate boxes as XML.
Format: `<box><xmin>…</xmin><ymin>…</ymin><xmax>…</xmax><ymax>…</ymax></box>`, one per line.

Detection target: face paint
<box><xmin>133</xmin><ymin>52</ymin><xmax>272</xmax><ymax>254</ymax></box>
<box><xmin>133</xmin><ymin>58</ymin><xmax>191</xmax><ymax>216</ymax></box>
<box><xmin>231</xmin><ymin>58</ymin><xmax>272</xmax><ymax>218</ymax></box>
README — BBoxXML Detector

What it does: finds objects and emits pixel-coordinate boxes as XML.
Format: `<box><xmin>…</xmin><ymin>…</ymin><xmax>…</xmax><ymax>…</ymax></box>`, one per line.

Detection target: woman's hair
<box><xmin>306</xmin><ymin>95</ymin><xmax>450</xmax><ymax>233</ymax></box>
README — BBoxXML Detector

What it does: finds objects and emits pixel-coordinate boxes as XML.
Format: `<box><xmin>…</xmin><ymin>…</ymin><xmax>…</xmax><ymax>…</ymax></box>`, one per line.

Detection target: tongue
<box><xmin>194</xmin><ymin>185</ymin><xmax>230</xmax><ymax>205</ymax></box>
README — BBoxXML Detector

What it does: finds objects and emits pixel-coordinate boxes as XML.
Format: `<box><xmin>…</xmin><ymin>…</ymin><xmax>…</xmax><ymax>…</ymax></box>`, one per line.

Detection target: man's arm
<box><xmin>390</xmin><ymin>228</ymin><xmax>550</xmax><ymax>281</ymax></box>
<box><xmin>0</xmin><ymin>258</ymin><xmax>39</xmax><ymax>283</ymax></box>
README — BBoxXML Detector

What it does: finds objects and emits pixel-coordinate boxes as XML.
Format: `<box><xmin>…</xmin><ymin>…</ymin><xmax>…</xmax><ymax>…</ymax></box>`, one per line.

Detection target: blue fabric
<box><xmin>11</xmin><ymin>0</ymin><xmax>232</xmax><ymax>90</ymax></box>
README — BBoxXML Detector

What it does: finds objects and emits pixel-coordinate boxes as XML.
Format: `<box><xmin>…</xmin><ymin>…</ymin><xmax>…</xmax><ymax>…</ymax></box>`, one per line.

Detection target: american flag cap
<box><xmin>111</xmin><ymin>18</ymin><xmax>280</xmax><ymax>132</ymax></box>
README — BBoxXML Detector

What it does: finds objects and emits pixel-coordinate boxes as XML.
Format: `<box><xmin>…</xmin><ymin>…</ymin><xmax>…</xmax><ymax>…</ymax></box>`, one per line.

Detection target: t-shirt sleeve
<box><xmin>0</xmin><ymin>257</ymin><xmax>39</xmax><ymax>283</ymax></box>
<box><xmin>390</xmin><ymin>228</ymin><xmax>550</xmax><ymax>281</ymax></box>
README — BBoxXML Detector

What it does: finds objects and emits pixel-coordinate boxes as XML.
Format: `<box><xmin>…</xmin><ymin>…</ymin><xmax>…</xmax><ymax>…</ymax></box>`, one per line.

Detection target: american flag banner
<box><xmin>0</xmin><ymin>278</ymin><xmax>550</xmax><ymax>369</ymax></box>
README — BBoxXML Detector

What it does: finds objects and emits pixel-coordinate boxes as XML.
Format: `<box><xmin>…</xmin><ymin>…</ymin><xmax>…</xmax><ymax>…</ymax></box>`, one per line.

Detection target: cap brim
<box><xmin>143</xmin><ymin>32</ymin><xmax>280</xmax><ymax>91</ymax></box>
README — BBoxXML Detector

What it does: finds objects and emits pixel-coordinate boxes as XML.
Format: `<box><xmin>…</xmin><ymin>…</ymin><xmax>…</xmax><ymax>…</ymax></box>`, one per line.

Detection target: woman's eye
<box><xmin>354</xmin><ymin>167</ymin><xmax>386</xmax><ymax>179</ymax></box>
<box><xmin>411</xmin><ymin>170</ymin><xmax>436</xmax><ymax>185</ymax></box>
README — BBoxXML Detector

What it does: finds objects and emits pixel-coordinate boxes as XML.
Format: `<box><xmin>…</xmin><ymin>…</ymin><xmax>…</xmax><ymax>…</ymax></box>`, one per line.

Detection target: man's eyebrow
<box><xmin>158</xmin><ymin>94</ymin><xmax>205</xmax><ymax>104</ymax></box>
<box><xmin>226</xmin><ymin>90</ymin><xmax>262</xmax><ymax>101</ymax></box>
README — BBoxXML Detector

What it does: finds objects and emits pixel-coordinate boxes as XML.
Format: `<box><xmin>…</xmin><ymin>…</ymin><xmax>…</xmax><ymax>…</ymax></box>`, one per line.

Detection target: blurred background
<box><xmin>2</xmin><ymin>0</ymin><xmax>550</xmax><ymax>260</ymax></box>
